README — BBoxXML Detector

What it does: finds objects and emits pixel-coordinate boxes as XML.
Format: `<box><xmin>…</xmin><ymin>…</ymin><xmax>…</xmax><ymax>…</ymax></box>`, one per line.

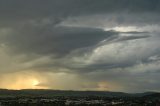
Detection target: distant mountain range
<box><xmin>0</xmin><ymin>89</ymin><xmax>159</xmax><ymax>98</ymax></box>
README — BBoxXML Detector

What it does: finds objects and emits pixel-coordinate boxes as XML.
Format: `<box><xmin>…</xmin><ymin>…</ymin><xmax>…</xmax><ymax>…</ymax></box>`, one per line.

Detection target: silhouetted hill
<box><xmin>143</xmin><ymin>93</ymin><xmax>160</xmax><ymax>98</ymax></box>
<box><xmin>0</xmin><ymin>89</ymin><xmax>157</xmax><ymax>98</ymax></box>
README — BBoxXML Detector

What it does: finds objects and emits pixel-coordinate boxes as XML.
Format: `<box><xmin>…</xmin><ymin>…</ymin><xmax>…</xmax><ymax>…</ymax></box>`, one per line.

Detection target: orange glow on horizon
<box><xmin>0</xmin><ymin>72</ymin><xmax>49</xmax><ymax>90</ymax></box>
<box><xmin>6</xmin><ymin>79</ymin><xmax>47</xmax><ymax>90</ymax></box>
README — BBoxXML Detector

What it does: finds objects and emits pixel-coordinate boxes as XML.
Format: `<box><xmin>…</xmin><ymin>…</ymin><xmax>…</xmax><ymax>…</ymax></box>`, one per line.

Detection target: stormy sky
<box><xmin>0</xmin><ymin>0</ymin><xmax>160</xmax><ymax>92</ymax></box>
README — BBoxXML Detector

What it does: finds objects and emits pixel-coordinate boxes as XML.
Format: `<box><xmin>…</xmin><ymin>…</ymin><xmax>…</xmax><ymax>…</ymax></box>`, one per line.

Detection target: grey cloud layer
<box><xmin>0</xmin><ymin>0</ymin><xmax>160</xmax><ymax>26</ymax></box>
<box><xmin>0</xmin><ymin>0</ymin><xmax>160</xmax><ymax>92</ymax></box>
<box><xmin>1</xmin><ymin>26</ymin><xmax>114</xmax><ymax>56</ymax></box>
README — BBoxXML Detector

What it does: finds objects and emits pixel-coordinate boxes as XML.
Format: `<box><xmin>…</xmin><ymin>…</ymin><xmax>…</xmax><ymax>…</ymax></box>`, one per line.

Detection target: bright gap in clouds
<box><xmin>32</xmin><ymin>79</ymin><xmax>40</xmax><ymax>86</ymax></box>
<box><xmin>104</xmin><ymin>25</ymin><xmax>160</xmax><ymax>32</ymax></box>
<box><xmin>104</xmin><ymin>26</ymin><xmax>138</xmax><ymax>32</ymax></box>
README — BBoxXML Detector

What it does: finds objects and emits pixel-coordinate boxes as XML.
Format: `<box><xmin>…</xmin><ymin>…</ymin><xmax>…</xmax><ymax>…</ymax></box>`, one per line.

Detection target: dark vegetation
<box><xmin>0</xmin><ymin>89</ymin><xmax>159</xmax><ymax>106</ymax></box>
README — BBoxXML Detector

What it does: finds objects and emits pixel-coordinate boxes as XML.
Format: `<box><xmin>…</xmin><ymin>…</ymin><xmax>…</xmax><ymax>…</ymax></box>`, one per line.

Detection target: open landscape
<box><xmin>0</xmin><ymin>0</ymin><xmax>160</xmax><ymax>106</ymax></box>
<box><xmin>0</xmin><ymin>89</ymin><xmax>159</xmax><ymax>106</ymax></box>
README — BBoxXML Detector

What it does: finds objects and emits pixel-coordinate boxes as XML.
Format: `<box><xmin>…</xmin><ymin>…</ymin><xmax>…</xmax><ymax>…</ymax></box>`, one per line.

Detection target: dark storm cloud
<box><xmin>0</xmin><ymin>0</ymin><xmax>159</xmax><ymax>69</ymax></box>
<box><xmin>0</xmin><ymin>0</ymin><xmax>160</xmax><ymax>92</ymax></box>
<box><xmin>1</xmin><ymin>26</ymin><xmax>117</xmax><ymax>56</ymax></box>
<box><xmin>0</xmin><ymin>0</ymin><xmax>160</xmax><ymax>27</ymax></box>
